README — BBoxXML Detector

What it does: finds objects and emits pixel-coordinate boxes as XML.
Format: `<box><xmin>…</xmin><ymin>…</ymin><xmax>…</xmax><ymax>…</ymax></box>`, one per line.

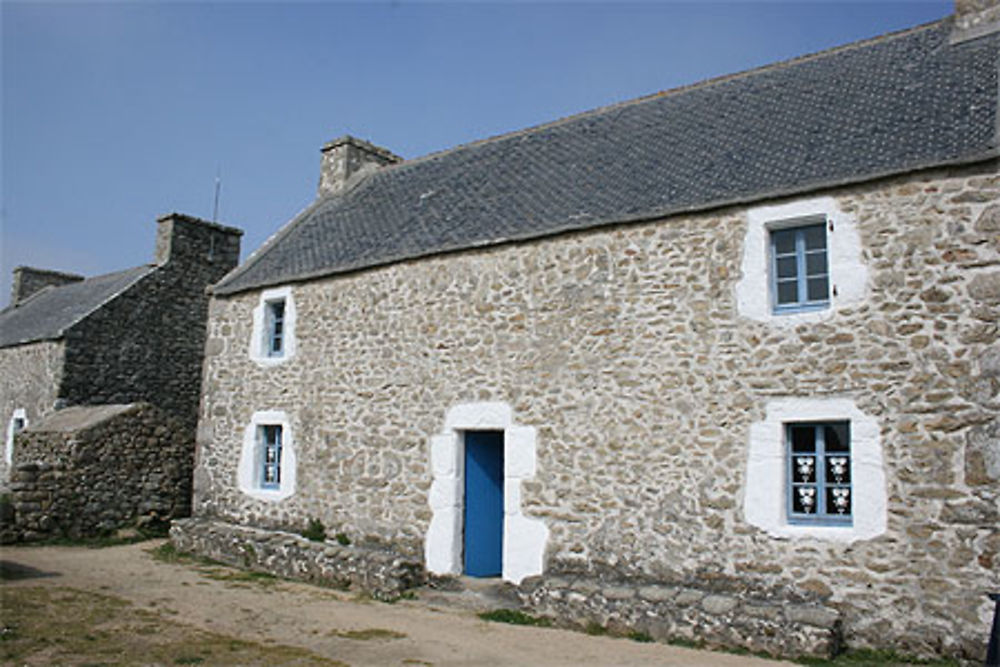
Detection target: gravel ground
<box><xmin>0</xmin><ymin>540</ymin><xmax>789</xmax><ymax>666</ymax></box>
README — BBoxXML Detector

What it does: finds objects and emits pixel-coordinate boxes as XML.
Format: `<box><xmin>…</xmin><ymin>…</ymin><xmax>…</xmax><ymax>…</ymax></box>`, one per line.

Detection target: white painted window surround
<box><xmin>238</xmin><ymin>410</ymin><xmax>297</xmax><ymax>501</ymax></box>
<box><xmin>736</xmin><ymin>197</ymin><xmax>868</xmax><ymax>324</ymax></box>
<box><xmin>425</xmin><ymin>402</ymin><xmax>549</xmax><ymax>584</ymax></box>
<box><xmin>5</xmin><ymin>408</ymin><xmax>27</xmax><ymax>466</ymax></box>
<box><xmin>744</xmin><ymin>397</ymin><xmax>886</xmax><ymax>542</ymax></box>
<box><xmin>249</xmin><ymin>286</ymin><xmax>297</xmax><ymax>365</ymax></box>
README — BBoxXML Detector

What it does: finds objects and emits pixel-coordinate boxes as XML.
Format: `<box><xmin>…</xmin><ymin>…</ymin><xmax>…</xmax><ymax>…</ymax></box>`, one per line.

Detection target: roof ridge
<box><xmin>379</xmin><ymin>18</ymin><xmax>948</xmax><ymax>174</ymax></box>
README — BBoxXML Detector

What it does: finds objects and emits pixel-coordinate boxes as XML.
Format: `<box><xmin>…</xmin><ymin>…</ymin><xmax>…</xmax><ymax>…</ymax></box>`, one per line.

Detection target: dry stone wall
<box><xmin>0</xmin><ymin>341</ymin><xmax>64</xmax><ymax>490</ymax></box>
<box><xmin>8</xmin><ymin>403</ymin><xmax>193</xmax><ymax>541</ymax></box>
<box><xmin>194</xmin><ymin>161</ymin><xmax>999</xmax><ymax>660</ymax></box>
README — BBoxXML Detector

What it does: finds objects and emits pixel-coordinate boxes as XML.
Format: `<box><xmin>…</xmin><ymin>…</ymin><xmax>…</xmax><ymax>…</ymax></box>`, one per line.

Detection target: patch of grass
<box><xmin>147</xmin><ymin>543</ymin><xmax>223</xmax><ymax>568</ymax></box>
<box><xmin>330</xmin><ymin>628</ymin><xmax>406</xmax><ymax>641</ymax></box>
<box><xmin>1</xmin><ymin>586</ymin><xmax>344</xmax><ymax>666</ymax></box>
<box><xmin>301</xmin><ymin>518</ymin><xmax>326</xmax><ymax>542</ymax></box>
<box><xmin>794</xmin><ymin>648</ymin><xmax>961</xmax><ymax>666</ymax></box>
<box><xmin>198</xmin><ymin>568</ymin><xmax>277</xmax><ymax>586</ymax></box>
<box><xmin>583</xmin><ymin>621</ymin><xmax>607</xmax><ymax>636</ymax></box>
<box><xmin>666</xmin><ymin>636</ymin><xmax>705</xmax><ymax>650</ymax></box>
<box><xmin>627</xmin><ymin>630</ymin><xmax>654</xmax><ymax>643</ymax></box>
<box><xmin>478</xmin><ymin>609</ymin><xmax>552</xmax><ymax>627</ymax></box>
<box><xmin>401</xmin><ymin>660</ymin><xmax>433</xmax><ymax>666</ymax></box>
<box><xmin>334</xmin><ymin>532</ymin><xmax>351</xmax><ymax>546</ymax></box>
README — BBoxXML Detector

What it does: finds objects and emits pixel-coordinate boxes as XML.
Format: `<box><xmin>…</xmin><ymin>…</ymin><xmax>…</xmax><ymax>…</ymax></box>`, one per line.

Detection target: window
<box><xmin>250</xmin><ymin>286</ymin><xmax>296</xmax><ymax>365</ymax></box>
<box><xmin>5</xmin><ymin>409</ymin><xmax>27</xmax><ymax>467</ymax></box>
<box><xmin>238</xmin><ymin>410</ymin><xmax>296</xmax><ymax>500</ymax></box>
<box><xmin>266</xmin><ymin>300</ymin><xmax>285</xmax><ymax>357</ymax></box>
<box><xmin>737</xmin><ymin>197</ymin><xmax>867</xmax><ymax>324</ymax></box>
<box><xmin>259</xmin><ymin>424</ymin><xmax>282</xmax><ymax>489</ymax></box>
<box><xmin>787</xmin><ymin>421</ymin><xmax>851</xmax><ymax>525</ymax></box>
<box><xmin>771</xmin><ymin>221</ymin><xmax>829</xmax><ymax>313</ymax></box>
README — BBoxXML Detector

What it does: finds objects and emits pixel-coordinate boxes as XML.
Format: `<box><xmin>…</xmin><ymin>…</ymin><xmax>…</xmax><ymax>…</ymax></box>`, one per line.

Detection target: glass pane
<box><xmin>273</xmin><ymin>321</ymin><xmax>283</xmax><ymax>336</ymax></box>
<box><xmin>793</xmin><ymin>455</ymin><xmax>816</xmax><ymax>483</ymax></box>
<box><xmin>776</xmin><ymin>256</ymin><xmax>798</xmax><ymax>279</ymax></box>
<box><xmin>777</xmin><ymin>280</ymin><xmax>798</xmax><ymax>304</ymax></box>
<box><xmin>792</xmin><ymin>485</ymin><xmax>818</xmax><ymax>514</ymax></box>
<box><xmin>803</xmin><ymin>224</ymin><xmax>826</xmax><ymax>250</ymax></box>
<box><xmin>772</xmin><ymin>229</ymin><xmax>796</xmax><ymax>255</ymax></box>
<box><xmin>791</xmin><ymin>426</ymin><xmax>816</xmax><ymax>452</ymax></box>
<box><xmin>825</xmin><ymin>456</ymin><xmax>851</xmax><ymax>484</ymax></box>
<box><xmin>264</xmin><ymin>467</ymin><xmax>276</xmax><ymax>483</ymax></box>
<box><xmin>266</xmin><ymin>446</ymin><xmax>276</xmax><ymax>463</ymax></box>
<box><xmin>827</xmin><ymin>487</ymin><xmax>851</xmax><ymax>516</ymax></box>
<box><xmin>805</xmin><ymin>251</ymin><xmax>827</xmax><ymax>275</ymax></box>
<box><xmin>824</xmin><ymin>423</ymin><xmax>849</xmax><ymax>452</ymax></box>
<box><xmin>270</xmin><ymin>301</ymin><xmax>285</xmax><ymax>319</ymax></box>
<box><xmin>807</xmin><ymin>277</ymin><xmax>829</xmax><ymax>301</ymax></box>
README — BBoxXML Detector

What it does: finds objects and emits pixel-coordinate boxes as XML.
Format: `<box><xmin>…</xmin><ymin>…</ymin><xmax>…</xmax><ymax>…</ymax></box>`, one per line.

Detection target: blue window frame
<box><xmin>266</xmin><ymin>300</ymin><xmax>285</xmax><ymax>357</ymax></box>
<box><xmin>787</xmin><ymin>421</ymin><xmax>852</xmax><ymax>525</ymax></box>
<box><xmin>771</xmin><ymin>222</ymin><xmax>829</xmax><ymax>313</ymax></box>
<box><xmin>260</xmin><ymin>424</ymin><xmax>282</xmax><ymax>489</ymax></box>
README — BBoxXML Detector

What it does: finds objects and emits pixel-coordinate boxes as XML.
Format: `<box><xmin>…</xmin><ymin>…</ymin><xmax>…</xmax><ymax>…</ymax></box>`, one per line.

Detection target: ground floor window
<box><xmin>238</xmin><ymin>410</ymin><xmax>296</xmax><ymax>501</ymax></box>
<box><xmin>259</xmin><ymin>424</ymin><xmax>282</xmax><ymax>489</ymax></box>
<box><xmin>5</xmin><ymin>408</ymin><xmax>27</xmax><ymax>466</ymax></box>
<box><xmin>787</xmin><ymin>421</ymin><xmax>851</xmax><ymax>525</ymax></box>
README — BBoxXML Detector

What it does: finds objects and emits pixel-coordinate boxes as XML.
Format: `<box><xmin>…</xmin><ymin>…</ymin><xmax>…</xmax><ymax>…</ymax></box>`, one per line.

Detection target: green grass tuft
<box><xmin>478</xmin><ymin>609</ymin><xmax>552</xmax><ymax>627</ymax></box>
<box><xmin>301</xmin><ymin>518</ymin><xmax>327</xmax><ymax>542</ymax></box>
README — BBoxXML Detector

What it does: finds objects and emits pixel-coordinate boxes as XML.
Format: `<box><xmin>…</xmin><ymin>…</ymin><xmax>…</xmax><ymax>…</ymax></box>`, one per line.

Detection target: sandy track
<box><xmin>0</xmin><ymin>541</ymin><xmax>787</xmax><ymax>666</ymax></box>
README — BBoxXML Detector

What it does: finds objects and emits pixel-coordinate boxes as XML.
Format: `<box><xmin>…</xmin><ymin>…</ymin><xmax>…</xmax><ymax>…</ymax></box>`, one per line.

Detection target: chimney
<box><xmin>953</xmin><ymin>0</ymin><xmax>1000</xmax><ymax>42</ymax></box>
<box><xmin>318</xmin><ymin>135</ymin><xmax>402</xmax><ymax>197</ymax></box>
<box><xmin>10</xmin><ymin>266</ymin><xmax>84</xmax><ymax>305</ymax></box>
<box><xmin>154</xmin><ymin>212</ymin><xmax>243</xmax><ymax>271</ymax></box>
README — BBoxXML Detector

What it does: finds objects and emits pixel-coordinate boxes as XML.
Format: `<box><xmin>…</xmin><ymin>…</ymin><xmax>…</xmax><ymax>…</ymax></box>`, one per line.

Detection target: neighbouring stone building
<box><xmin>0</xmin><ymin>214</ymin><xmax>242</xmax><ymax>538</ymax></box>
<box><xmin>176</xmin><ymin>4</ymin><xmax>999</xmax><ymax>661</ymax></box>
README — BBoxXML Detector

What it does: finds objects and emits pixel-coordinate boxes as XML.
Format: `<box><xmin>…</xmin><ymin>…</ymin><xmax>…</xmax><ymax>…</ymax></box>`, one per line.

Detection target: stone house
<box><xmin>177</xmin><ymin>3</ymin><xmax>998</xmax><ymax>661</ymax></box>
<box><xmin>0</xmin><ymin>214</ymin><xmax>242</xmax><ymax>535</ymax></box>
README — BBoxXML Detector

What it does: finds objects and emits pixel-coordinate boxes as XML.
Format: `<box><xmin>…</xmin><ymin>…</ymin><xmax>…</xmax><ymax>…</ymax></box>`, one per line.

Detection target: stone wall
<box><xmin>60</xmin><ymin>215</ymin><xmax>241</xmax><ymax>432</ymax></box>
<box><xmin>194</xmin><ymin>161</ymin><xmax>999</xmax><ymax>660</ymax></box>
<box><xmin>8</xmin><ymin>403</ymin><xmax>193</xmax><ymax>541</ymax></box>
<box><xmin>170</xmin><ymin>517</ymin><xmax>424</xmax><ymax>599</ymax></box>
<box><xmin>0</xmin><ymin>341</ymin><xmax>64</xmax><ymax>490</ymax></box>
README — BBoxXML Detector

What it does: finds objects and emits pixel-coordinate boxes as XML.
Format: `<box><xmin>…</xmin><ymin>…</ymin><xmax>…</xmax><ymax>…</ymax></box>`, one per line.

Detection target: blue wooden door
<box><xmin>464</xmin><ymin>431</ymin><xmax>504</xmax><ymax>577</ymax></box>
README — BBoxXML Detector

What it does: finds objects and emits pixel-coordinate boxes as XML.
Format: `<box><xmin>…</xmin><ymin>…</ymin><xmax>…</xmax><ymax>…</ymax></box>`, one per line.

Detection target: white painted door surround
<box><xmin>425</xmin><ymin>401</ymin><xmax>549</xmax><ymax>584</ymax></box>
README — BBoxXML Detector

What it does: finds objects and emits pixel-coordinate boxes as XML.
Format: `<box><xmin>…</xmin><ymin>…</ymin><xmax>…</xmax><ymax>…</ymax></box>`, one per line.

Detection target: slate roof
<box><xmin>216</xmin><ymin>19</ymin><xmax>1000</xmax><ymax>296</ymax></box>
<box><xmin>0</xmin><ymin>265</ymin><xmax>154</xmax><ymax>348</ymax></box>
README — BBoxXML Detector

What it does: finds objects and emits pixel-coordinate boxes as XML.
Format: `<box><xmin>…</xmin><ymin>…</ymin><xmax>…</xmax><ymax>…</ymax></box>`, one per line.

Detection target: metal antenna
<box><xmin>213</xmin><ymin>167</ymin><xmax>222</xmax><ymax>223</ymax></box>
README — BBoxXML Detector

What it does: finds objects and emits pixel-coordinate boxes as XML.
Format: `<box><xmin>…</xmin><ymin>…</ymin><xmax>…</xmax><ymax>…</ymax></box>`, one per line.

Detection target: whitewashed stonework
<box><xmin>194</xmin><ymin>163</ymin><xmax>1000</xmax><ymax>659</ymax></box>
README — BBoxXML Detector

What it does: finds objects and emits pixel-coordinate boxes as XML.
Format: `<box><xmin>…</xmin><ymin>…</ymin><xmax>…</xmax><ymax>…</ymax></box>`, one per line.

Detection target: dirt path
<box><xmin>1</xmin><ymin>541</ymin><xmax>788</xmax><ymax>666</ymax></box>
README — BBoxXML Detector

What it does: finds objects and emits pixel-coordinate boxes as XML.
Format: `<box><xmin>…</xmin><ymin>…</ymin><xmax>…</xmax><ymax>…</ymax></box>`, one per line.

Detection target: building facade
<box><xmin>181</xmin><ymin>7</ymin><xmax>998</xmax><ymax>661</ymax></box>
<box><xmin>0</xmin><ymin>214</ymin><xmax>242</xmax><ymax>507</ymax></box>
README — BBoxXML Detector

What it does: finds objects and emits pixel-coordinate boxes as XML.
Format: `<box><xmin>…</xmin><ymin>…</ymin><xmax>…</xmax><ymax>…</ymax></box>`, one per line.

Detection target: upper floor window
<box><xmin>266</xmin><ymin>300</ymin><xmax>286</xmax><ymax>357</ymax></box>
<box><xmin>771</xmin><ymin>221</ymin><xmax>829</xmax><ymax>313</ymax></box>
<box><xmin>787</xmin><ymin>421</ymin><xmax>852</xmax><ymax>526</ymax></box>
<box><xmin>250</xmin><ymin>286</ymin><xmax>296</xmax><ymax>365</ymax></box>
<box><xmin>259</xmin><ymin>424</ymin><xmax>283</xmax><ymax>489</ymax></box>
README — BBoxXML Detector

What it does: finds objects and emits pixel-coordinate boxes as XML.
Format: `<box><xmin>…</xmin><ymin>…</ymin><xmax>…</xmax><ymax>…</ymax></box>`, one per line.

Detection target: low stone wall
<box><xmin>516</xmin><ymin>574</ymin><xmax>842</xmax><ymax>658</ymax></box>
<box><xmin>170</xmin><ymin>518</ymin><xmax>424</xmax><ymax>599</ymax></box>
<box><xmin>8</xmin><ymin>403</ymin><xmax>192</xmax><ymax>542</ymax></box>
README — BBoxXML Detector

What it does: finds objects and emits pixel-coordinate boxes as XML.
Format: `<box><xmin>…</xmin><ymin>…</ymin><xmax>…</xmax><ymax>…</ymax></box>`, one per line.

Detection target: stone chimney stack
<box><xmin>154</xmin><ymin>213</ymin><xmax>243</xmax><ymax>270</ymax></box>
<box><xmin>318</xmin><ymin>136</ymin><xmax>402</xmax><ymax>197</ymax></box>
<box><xmin>953</xmin><ymin>0</ymin><xmax>1000</xmax><ymax>42</ymax></box>
<box><xmin>10</xmin><ymin>267</ymin><xmax>84</xmax><ymax>305</ymax></box>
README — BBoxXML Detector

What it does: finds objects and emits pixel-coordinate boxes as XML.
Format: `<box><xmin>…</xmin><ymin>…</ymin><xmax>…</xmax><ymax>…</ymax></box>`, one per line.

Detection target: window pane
<box><xmin>793</xmin><ymin>455</ymin><xmax>816</xmax><ymax>483</ymax></box>
<box><xmin>807</xmin><ymin>277</ymin><xmax>829</xmax><ymax>301</ymax></box>
<box><xmin>773</xmin><ymin>229</ymin><xmax>796</xmax><ymax>255</ymax></box>
<box><xmin>776</xmin><ymin>256</ymin><xmax>798</xmax><ymax>279</ymax></box>
<box><xmin>791</xmin><ymin>426</ymin><xmax>815</xmax><ymax>452</ymax></box>
<box><xmin>777</xmin><ymin>280</ymin><xmax>798</xmax><ymax>304</ymax></box>
<box><xmin>805</xmin><ymin>252</ymin><xmax>827</xmax><ymax>276</ymax></box>
<box><xmin>792</xmin><ymin>486</ymin><xmax>818</xmax><ymax>514</ymax></box>
<box><xmin>825</xmin><ymin>456</ymin><xmax>850</xmax><ymax>484</ymax></box>
<box><xmin>827</xmin><ymin>487</ymin><xmax>851</xmax><ymax>516</ymax></box>
<box><xmin>824</xmin><ymin>423</ymin><xmax>849</xmax><ymax>451</ymax></box>
<box><xmin>803</xmin><ymin>224</ymin><xmax>826</xmax><ymax>250</ymax></box>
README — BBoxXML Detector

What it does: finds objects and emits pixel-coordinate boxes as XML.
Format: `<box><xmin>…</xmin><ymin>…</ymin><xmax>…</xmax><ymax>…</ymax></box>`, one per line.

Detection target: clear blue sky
<box><xmin>1</xmin><ymin>1</ymin><xmax>952</xmax><ymax>308</ymax></box>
